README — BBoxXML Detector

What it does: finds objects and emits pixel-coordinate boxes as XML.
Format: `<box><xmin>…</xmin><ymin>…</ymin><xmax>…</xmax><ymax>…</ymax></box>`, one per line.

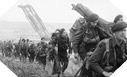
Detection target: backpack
<box><xmin>75</xmin><ymin>38</ymin><xmax>113</xmax><ymax>77</ymax></box>
<box><xmin>102</xmin><ymin>39</ymin><xmax>110</xmax><ymax>64</ymax></box>
<box><xmin>101</xmin><ymin>38</ymin><xmax>117</xmax><ymax>72</ymax></box>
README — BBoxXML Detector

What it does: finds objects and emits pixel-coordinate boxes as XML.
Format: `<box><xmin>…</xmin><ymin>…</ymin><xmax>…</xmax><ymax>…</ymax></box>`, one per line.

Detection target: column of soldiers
<box><xmin>0</xmin><ymin>38</ymin><xmax>49</xmax><ymax>65</ymax></box>
<box><xmin>0</xmin><ymin>14</ymin><xmax>127</xmax><ymax>77</ymax></box>
<box><xmin>0</xmin><ymin>33</ymin><xmax>71</xmax><ymax>75</ymax></box>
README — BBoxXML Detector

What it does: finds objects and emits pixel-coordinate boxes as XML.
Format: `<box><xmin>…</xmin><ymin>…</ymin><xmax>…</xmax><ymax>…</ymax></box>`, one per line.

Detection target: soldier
<box><xmin>28</xmin><ymin>43</ymin><xmax>35</xmax><ymax>63</ymax></box>
<box><xmin>71</xmin><ymin>14</ymin><xmax>111</xmax><ymax>61</ymax></box>
<box><xmin>114</xmin><ymin>14</ymin><xmax>123</xmax><ymax>24</ymax></box>
<box><xmin>20</xmin><ymin>39</ymin><xmax>28</xmax><ymax>62</ymax></box>
<box><xmin>71</xmin><ymin>14</ymin><xmax>113</xmax><ymax>77</ymax></box>
<box><xmin>1</xmin><ymin>41</ymin><xmax>6</xmax><ymax>56</ymax></box>
<box><xmin>87</xmin><ymin>22</ymin><xmax>127</xmax><ymax>77</ymax></box>
<box><xmin>51</xmin><ymin>28</ymin><xmax>71</xmax><ymax>77</ymax></box>
<box><xmin>17</xmin><ymin>38</ymin><xmax>22</xmax><ymax>61</ymax></box>
<box><xmin>108</xmin><ymin>14</ymin><xmax>124</xmax><ymax>29</ymax></box>
<box><xmin>5</xmin><ymin>40</ymin><xmax>13</xmax><ymax>57</ymax></box>
<box><xmin>113</xmin><ymin>14</ymin><xmax>127</xmax><ymax>42</ymax></box>
<box><xmin>47</xmin><ymin>42</ymin><xmax>56</xmax><ymax>62</ymax></box>
<box><xmin>36</xmin><ymin>38</ymin><xmax>48</xmax><ymax>69</ymax></box>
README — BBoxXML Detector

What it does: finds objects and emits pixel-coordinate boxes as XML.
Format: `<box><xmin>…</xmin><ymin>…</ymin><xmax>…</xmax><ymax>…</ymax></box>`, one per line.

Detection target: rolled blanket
<box><xmin>72</xmin><ymin>3</ymin><xmax>112</xmax><ymax>35</ymax></box>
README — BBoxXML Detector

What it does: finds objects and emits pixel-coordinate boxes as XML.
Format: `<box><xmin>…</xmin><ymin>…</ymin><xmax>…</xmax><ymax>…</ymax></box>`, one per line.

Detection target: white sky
<box><xmin>0</xmin><ymin>0</ymin><xmax>126</xmax><ymax>23</ymax></box>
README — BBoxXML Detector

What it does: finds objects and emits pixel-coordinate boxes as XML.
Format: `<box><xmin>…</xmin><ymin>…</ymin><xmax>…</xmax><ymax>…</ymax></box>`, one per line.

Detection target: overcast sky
<box><xmin>0</xmin><ymin>0</ymin><xmax>126</xmax><ymax>23</ymax></box>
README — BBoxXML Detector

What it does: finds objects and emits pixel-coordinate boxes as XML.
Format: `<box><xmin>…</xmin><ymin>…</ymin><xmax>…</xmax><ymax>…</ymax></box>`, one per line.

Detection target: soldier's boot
<box><xmin>23</xmin><ymin>56</ymin><xmax>26</xmax><ymax>63</ymax></box>
<box><xmin>19</xmin><ymin>56</ymin><xmax>22</xmax><ymax>61</ymax></box>
<box><xmin>59</xmin><ymin>63</ymin><xmax>64</xmax><ymax>77</ymax></box>
<box><xmin>30</xmin><ymin>59</ymin><xmax>31</xmax><ymax>63</ymax></box>
<box><xmin>43</xmin><ymin>65</ymin><xmax>46</xmax><ymax>70</ymax></box>
<box><xmin>30</xmin><ymin>58</ymin><xmax>32</xmax><ymax>63</ymax></box>
<box><xmin>60</xmin><ymin>71</ymin><xmax>64</xmax><ymax>77</ymax></box>
<box><xmin>31</xmin><ymin>57</ymin><xmax>33</xmax><ymax>63</ymax></box>
<box><xmin>2</xmin><ymin>51</ymin><xmax>4</xmax><ymax>56</ymax></box>
<box><xmin>57</xmin><ymin>72</ymin><xmax>60</xmax><ymax>77</ymax></box>
<box><xmin>2</xmin><ymin>53</ymin><xmax>4</xmax><ymax>56</ymax></box>
<box><xmin>62</xmin><ymin>62</ymin><xmax>68</xmax><ymax>73</ymax></box>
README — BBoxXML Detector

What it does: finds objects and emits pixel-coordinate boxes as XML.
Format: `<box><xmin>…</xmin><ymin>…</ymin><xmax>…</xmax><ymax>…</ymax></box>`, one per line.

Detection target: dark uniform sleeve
<box><xmin>88</xmin><ymin>41</ymin><xmax>106</xmax><ymax>75</ymax></box>
<box><xmin>71</xmin><ymin>26</ymin><xmax>86</xmax><ymax>53</ymax></box>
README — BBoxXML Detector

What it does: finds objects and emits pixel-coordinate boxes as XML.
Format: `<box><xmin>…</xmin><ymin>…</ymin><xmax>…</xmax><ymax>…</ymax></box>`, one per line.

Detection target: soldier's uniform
<box><xmin>88</xmin><ymin>22</ymin><xmax>127</xmax><ymax>77</ymax></box>
<box><xmin>36</xmin><ymin>40</ymin><xmax>48</xmax><ymax>69</ymax></box>
<box><xmin>20</xmin><ymin>39</ymin><xmax>28</xmax><ymax>62</ymax></box>
<box><xmin>52</xmin><ymin>29</ymin><xmax>71</xmax><ymax>75</ymax></box>
<box><xmin>69</xmin><ymin>17</ymin><xmax>86</xmax><ymax>41</ymax></box>
<box><xmin>71</xmin><ymin>14</ymin><xmax>110</xmax><ymax>60</ymax></box>
<box><xmin>28</xmin><ymin>43</ymin><xmax>35</xmax><ymax>63</ymax></box>
<box><xmin>1</xmin><ymin>41</ymin><xmax>6</xmax><ymax>56</ymax></box>
<box><xmin>5</xmin><ymin>41</ymin><xmax>13</xmax><ymax>57</ymax></box>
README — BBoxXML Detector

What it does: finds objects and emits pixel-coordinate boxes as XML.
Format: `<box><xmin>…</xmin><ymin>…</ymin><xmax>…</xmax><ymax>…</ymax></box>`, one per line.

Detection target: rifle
<box><xmin>74</xmin><ymin>54</ymin><xmax>90</xmax><ymax>77</ymax></box>
<box><xmin>74</xmin><ymin>48</ymin><xmax>95</xmax><ymax>77</ymax></box>
<box><xmin>52</xmin><ymin>44</ymin><xmax>62</xmax><ymax>76</ymax></box>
